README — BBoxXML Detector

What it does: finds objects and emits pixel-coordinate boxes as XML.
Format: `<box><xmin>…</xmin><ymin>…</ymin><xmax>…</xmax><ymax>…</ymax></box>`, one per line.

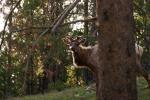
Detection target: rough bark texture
<box><xmin>96</xmin><ymin>0</ymin><xmax>137</xmax><ymax>100</ymax></box>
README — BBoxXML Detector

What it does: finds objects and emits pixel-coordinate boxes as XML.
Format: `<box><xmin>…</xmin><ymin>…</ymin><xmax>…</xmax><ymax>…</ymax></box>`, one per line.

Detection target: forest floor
<box><xmin>8</xmin><ymin>77</ymin><xmax>150</xmax><ymax>100</ymax></box>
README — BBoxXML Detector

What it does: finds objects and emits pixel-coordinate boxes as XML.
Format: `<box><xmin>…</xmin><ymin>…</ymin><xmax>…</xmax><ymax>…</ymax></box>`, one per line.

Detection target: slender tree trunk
<box><xmin>90</xmin><ymin>0</ymin><xmax>96</xmax><ymax>34</ymax></box>
<box><xmin>83</xmin><ymin>0</ymin><xmax>89</xmax><ymax>84</ymax></box>
<box><xmin>6</xmin><ymin>0</ymin><xmax>13</xmax><ymax>96</ymax></box>
<box><xmin>84</xmin><ymin>0</ymin><xmax>88</xmax><ymax>34</ymax></box>
<box><xmin>96</xmin><ymin>0</ymin><xmax>137</xmax><ymax>100</ymax></box>
<box><xmin>22</xmin><ymin>9</ymin><xmax>34</xmax><ymax>95</ymax></box>
<box><xmin>143</xmin><ymin>0</ymin><xmax>150</xmax><ymax>63</ymax></box>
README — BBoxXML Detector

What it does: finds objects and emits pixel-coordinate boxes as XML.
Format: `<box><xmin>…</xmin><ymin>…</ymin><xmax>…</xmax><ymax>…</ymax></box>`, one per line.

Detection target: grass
<box><xmin>7</xmin><ymin>77</ymin><xmax>150</xmax><ymax>100</ymax></box>
<box><xmin>137</xmin><ymin>77</ymin><xmax>150</xmax><ymax>100</ymax></box>
<box><xmin>7</xmin><ymin>87</ymin><xmax>95</xmax><ymax>100</ymax></box>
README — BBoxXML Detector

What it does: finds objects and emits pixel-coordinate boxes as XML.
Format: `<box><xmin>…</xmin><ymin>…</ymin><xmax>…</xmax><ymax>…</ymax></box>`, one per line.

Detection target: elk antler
<box><xmin>63</xmin><ymin>34</ymin><xmax>86</xmax><ymax>45</ymax></box>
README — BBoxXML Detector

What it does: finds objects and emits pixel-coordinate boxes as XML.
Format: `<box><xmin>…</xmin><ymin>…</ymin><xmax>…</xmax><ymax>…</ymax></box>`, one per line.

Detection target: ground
<box><xmin>8</xmin><ymin>77</ymin><xmax>150</xmax><ymax>100</ymax></box>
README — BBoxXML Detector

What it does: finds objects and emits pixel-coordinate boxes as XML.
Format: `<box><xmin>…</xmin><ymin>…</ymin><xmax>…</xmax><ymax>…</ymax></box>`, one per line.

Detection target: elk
<box><xmin>63</xmin><ymin>35</ymin><xmax>150</xmax><ymax>87</ymax></box>
<box><xmin>38</xmin><ymin>68</ymin><xmax>57</xmax><ymax>93</ymax></box>
<box><xmin>45</xmin><ymin>69</ymin><xmax>57</xmax><ymax>83</ymax></box>
<box><xmin>64</xmin><ymin>36</ymin><xmax>99</xmax><ymax>72</ymax></box>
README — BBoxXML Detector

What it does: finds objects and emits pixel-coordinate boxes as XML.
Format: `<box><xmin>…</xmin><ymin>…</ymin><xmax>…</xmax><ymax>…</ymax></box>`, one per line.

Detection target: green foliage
<box><xmin>0</xmin><ymin>66</ymin><xmax>5</xmax><ymax>99</ymax></box>
<box><xmin>23</xmin><ymin>0</ymin><xmax>41</xmax><ymax>14</ymax></box>
<box><xmin>35</xmin><ymin>64</ymin><xmax>44</xmax><ymax>77</ymax></box>
<box><xmin>134</xmin><ymin>0</ymin><xmax>150</xmax><ymax>66</ymax></box>
<box><xmin>66</xmin><ymin>66</ymin><xmax>85</xmax><ymax>87</ymax></box>
<box><xmin>48</xmin><ymin>81</ymin><xmax>69</xmax><ymax>91</ymax></box>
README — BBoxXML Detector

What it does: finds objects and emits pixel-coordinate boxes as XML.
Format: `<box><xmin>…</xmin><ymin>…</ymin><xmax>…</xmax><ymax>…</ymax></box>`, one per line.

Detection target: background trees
<box><xmin>0</xmin><ymin>0</ymin><xmax>149</xmax><ymax>99</ymax></box>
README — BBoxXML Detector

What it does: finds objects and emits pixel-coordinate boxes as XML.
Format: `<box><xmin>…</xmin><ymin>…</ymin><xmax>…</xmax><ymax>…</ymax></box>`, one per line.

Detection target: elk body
<box><xmin>64</xmin><ymin>36</ymin><xmax>150</xmax><ymax>87</ymax></box>
<box><xmin>45</xmin><ymin>69</ymin><xmax>57</xmax><ymax>83</ymax></box>
<box><xmin>71</xmin><ymin>44</ymin><xmax>99</xmax><ymax>72</ymax></box>
<box><xmin>38</xmin><ymin>68</ymin><xmax>57</xmax><ymax>93</ymax></box>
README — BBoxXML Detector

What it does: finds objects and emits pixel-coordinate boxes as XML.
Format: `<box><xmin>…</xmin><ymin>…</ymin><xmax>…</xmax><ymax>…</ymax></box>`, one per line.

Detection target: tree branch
<box><xmin>11</xmin><ymin>17</ymin><xmax>97</xmax><ymax>33</ymax></box>
<box><xmin>51</xmin><ymin>0</ymin><xmax>81</xmax><ymax>33</ymax></box>
<box><xmin>0</xmin><ymin>0</ymin><xmax>22</xmax><ymax>50</ymax></box>
<box><xmin>63</xmin><ymin>17</ymin><xmax>97</xmax><ymax>26</ymax></box>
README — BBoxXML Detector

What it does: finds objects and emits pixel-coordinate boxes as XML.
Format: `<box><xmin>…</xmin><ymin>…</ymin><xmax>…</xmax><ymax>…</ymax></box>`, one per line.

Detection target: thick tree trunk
<box><xmin>96</xmin><ymin>0</ymin><xmax>137</xmax><ymax>100</ymax></box>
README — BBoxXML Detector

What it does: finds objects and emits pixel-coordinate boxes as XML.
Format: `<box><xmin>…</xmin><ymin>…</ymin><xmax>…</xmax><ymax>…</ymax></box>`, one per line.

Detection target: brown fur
<box><xmin>71</xmin><ymin>44</ymin><xmax>99</xmax><ymax>72</ymax></box>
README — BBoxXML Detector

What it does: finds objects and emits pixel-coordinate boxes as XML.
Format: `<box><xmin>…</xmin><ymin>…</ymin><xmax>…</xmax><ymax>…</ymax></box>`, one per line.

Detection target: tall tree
<box><xmin>96</xmin><ymin>0</ymin><xmax>137</xmax><ymax>100</ymax></box>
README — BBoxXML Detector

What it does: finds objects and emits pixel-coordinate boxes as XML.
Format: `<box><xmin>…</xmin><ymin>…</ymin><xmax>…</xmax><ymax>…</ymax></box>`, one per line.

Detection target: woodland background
<box><xmin>0</xmin><ymin>0</ymin><xmax>149</xmax><ymax>99</ymax></box>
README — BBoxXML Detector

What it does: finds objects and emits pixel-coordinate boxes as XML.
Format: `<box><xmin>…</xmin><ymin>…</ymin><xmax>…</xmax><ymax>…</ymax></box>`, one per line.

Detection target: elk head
<box><xmin>63</xmin><ymin>35</ymin><xmax>97</xmax><ymax>71</ymax></box>
<box><xmin>63</xmin><ymin>35</ymin><xmax>86</xmax><ymax>51</ymax></box>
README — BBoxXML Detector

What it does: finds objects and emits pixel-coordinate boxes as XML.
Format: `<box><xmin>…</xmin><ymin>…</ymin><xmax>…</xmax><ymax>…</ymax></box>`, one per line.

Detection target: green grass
<box><xmin>137</xmin><ymin>77</ymin><xmax>150</xmax><ymax>100</ymax></box>
<box><xmin>8</xmin><ymin>87</ymin><xmax>95</xmax><ymax>100</ymax></box>
<box><xmin>7</xmin><ymin>77</ymin><xmax>150</xmax><ymax>100</ymax></box>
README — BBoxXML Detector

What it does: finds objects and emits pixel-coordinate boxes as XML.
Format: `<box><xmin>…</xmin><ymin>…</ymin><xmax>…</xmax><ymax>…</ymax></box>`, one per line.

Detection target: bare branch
<box><xmin>0</xmin><ymin>0</ymin><xmax>22</xmax><ymax>50</ymax></box>
<box><xmin>11</xmin><ymin>17</ymin><xmax>97</xmax><ymax>33</ymax></box>
<box><xmin>51</xmin><ymin>0</ymin><xmax>81</xmax><ymax>33</ymax></box>
<box><xmin>63</xmin><ymin>17</ymin><xmax>97</xmax><ymax>26</ymax></box>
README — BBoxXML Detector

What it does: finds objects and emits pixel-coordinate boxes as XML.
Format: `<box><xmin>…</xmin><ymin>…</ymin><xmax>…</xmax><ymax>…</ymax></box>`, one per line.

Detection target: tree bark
<box><xmin>96</xmin><ymin>0</ymin><xmax>137</xmax><ymax>100</ymax></box>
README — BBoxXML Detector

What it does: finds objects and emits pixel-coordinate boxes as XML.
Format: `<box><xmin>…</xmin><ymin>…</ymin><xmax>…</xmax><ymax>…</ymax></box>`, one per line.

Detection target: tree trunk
<box><xmin>84</xmin><ymin>0</ymin><xmax>88</xmax><ymax>34</ymax></box>
<box><xmin>96</xmin><ymin>0</ymin><xmax>137</xmax><ymax>100</ymax></box>
<box><xmin>90</xmin><ymin>0</ymin><xmax>96</xmax><ymax>35</ymax></box>
<box><xmin>6</xmin><ymin>0</ymin><xmax>13</xmax><ymax>96</ymax></box>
